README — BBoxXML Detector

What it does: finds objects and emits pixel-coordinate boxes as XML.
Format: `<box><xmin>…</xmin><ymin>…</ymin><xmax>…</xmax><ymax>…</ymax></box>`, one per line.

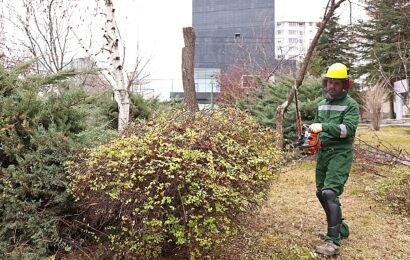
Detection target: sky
<box><xmin>1</xmin><ymin>0</ymin><xmax>366</xmax><ymax>100</ymax></box>
<box><xmin>116</xmin><ymin>0</ymin><xmax>330</xmax><ymax>98</ymax></box>
<box><xmin>120</xmin><ymin>0</ymin><xmax>330</xmax><ymax>79</ymax></box>
<box><xmin>114</xmin><ymin>0</ymin><xmax>365</xmax><ymax>99</ymax></box>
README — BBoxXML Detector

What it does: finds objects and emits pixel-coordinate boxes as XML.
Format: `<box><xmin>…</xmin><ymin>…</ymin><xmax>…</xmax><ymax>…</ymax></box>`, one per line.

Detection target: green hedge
<box><xmin>67</xmin><ymin>108</ymin><xmax>283</xmax><ymax>258</ymax></box>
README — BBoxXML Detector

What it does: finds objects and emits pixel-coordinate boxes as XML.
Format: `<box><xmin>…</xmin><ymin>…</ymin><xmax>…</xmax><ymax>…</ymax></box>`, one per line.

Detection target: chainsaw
<box><xmin>294</xmin><ymin>87</ymin><xmax>321</xmax><ymax>155</ymax></box>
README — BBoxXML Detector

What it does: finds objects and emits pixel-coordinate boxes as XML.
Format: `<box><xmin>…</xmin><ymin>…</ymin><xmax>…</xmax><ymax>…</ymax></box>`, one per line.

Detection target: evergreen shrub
<box><xmin>0</xmin><ymin>63</ymin><xmax>114</xmax><ymax>258</ymax></box>
<box><xmin>245</xmin><ymin>76</ymin><xmax>323</xmax><ymax>146</ymax></box>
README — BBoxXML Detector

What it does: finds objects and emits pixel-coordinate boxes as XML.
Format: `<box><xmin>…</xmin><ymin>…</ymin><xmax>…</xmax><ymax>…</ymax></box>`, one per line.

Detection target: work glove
<box><xmin>309</xmin><ymin>123</ymin><xmax>322</xmax><ymax>133</ymax></box>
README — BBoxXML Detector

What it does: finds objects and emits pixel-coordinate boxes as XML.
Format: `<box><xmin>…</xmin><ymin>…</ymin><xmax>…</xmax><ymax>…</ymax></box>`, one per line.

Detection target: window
<box><xmin>277</xmin><ymin>30</ymin><xmax>283</xmax><ymax>35</ymax></box>
<box><xmin>289</xmin><ymin>30</ymin><xmax>298</xmax><ymax>35</ymax></box>
<box><xmin>289</xmin><ymin>22</ymin><xmax>298</xmax><ymax>26</ymax></box>
<box><xmin>277</xmin><ymin>22</ymin><xmax>282</xmax><ymax>26</ymax></box>
<box><xmin>309</xmin><ymin>22</ymin><xmax>313</xmax><ymax>26</ymax></box>
<box><xmin>288</xmin><ymin>38</ymin><xmax>298</xmax><ymax>44</ymax></box>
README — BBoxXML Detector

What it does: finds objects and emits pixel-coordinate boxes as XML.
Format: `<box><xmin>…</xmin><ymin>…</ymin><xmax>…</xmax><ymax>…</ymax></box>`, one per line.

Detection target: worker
<box><xmin>309</xmin><ymin>63</ymin><xmax>359</xmax><ymax>256</ymax></box>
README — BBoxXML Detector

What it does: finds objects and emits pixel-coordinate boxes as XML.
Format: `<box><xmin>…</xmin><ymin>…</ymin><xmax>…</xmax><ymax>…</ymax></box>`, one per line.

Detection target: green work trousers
<box><xmin>316</xmin><ymin>146</ymin><xmax>353</xmax><ymax>196</ymax></box>
<box><xmin>316</xmin><ymin>146</ymin><xmax>353</xmax><ymax>245</ymax></box>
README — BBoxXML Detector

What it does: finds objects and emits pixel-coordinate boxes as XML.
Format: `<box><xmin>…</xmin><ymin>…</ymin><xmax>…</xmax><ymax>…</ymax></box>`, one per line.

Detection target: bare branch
<box><xmin>275</xmin><ymin>0</ymin><xmax>347</xmax><ymax>149</ymax></box>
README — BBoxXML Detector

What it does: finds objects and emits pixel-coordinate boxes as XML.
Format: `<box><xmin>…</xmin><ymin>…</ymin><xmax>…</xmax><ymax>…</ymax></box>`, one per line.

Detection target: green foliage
<box><xmin>312</xmin><ymin>16</ymin><xmax>355</xmax><ymax>74</ymax></box>
<box><xmin>307</xmin><ymin>49</ymin><xmax>326</xmax><ymax>78</ymax></box>
<box><xmin>98</xmin><ymin>92</ymin><xmax>162</xmax><ymax>129</ymax></box>
<box><xmin>378</xmin><ymin>166</ymin><xmax>410</xmax><ymax>216</ymax></box>
<box><xmin>67</xmin><ymin>108</ymin><xmax>283</xmax><ymax>258</ymax></box>
<box><xmin>0</xmin><ymin>64</ymin><xmax>115</xmax><ymax>258</ymax></box>
<box><xmin>244</xmin><ymin>76</ymin><xmax>323</xmax><ymax>146</ymax></box>
<box><xmin>356</xmin><ymin>0</ymin><xmax>410</xmax><ymax>83</ymax></box>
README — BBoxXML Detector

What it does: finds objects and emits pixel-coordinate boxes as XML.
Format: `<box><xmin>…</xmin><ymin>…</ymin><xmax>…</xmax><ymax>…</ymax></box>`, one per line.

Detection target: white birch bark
<box><xmin>103</xmin><ymin>0</ymin><xmax>129</xmax><ymax>132</ymax></box>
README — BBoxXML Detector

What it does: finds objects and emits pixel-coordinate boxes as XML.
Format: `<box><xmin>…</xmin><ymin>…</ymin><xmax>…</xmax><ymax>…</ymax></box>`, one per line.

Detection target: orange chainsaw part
<box><xmin>307</xmin><ymin>132</ymin><xmax>321</xmax><ymax>155</ymax></box>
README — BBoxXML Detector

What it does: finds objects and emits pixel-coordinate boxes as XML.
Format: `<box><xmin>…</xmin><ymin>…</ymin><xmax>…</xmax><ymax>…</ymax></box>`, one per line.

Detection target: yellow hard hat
<box><xmin>325</xmin><ymin>63</ymin><xmax>349</xmax><ymax>79</ymax></box>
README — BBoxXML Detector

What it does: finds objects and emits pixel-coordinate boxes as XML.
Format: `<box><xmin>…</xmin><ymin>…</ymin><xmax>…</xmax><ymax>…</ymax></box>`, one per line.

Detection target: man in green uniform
<box><xmin>309</xmin><ymin>63</ymin><xmax>359</xmax><ymax>256</ymax></box>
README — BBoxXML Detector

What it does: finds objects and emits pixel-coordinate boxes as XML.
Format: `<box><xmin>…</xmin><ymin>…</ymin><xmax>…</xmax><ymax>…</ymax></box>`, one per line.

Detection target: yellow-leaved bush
<box><xmin>67</xmin><ymin>107</ymin><xmax>283</xmax><ymax>258</ymax></box>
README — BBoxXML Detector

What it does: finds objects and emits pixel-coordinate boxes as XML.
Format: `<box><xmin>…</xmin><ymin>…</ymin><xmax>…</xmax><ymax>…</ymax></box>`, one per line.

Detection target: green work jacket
<box><xmin>314</xmin><ymin>95</ymin><xmax>360</xmax><ymax>148</ymax></box>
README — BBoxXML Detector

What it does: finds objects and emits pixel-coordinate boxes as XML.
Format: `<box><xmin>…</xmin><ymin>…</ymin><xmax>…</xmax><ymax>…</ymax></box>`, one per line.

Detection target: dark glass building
<box><xmin>193</xmin><ymin>0</ymin><xmax>276</xmax><ymax>70</ymax></box>
<box><xmin>171</xmin><ymin>1</ymin><xmax>286</xmax><ymax>106</ymax></box>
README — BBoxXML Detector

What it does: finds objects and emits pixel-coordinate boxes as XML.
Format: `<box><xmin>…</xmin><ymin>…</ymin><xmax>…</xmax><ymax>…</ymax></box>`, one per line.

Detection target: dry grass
<box><xmin>213</xmin><ymin>161</ymin><xmax>410</xmax><ymax>259</ymax></box>
<box><xmin>356</xmin><ymin>126</ymin><xmax>410</xmax><ymax>153</ymax></box>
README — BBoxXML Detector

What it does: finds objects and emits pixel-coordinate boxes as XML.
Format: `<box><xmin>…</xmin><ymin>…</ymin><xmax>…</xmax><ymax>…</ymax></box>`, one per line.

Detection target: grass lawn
<box><xmin>356</xmin><ymin>126</ymin><xmax>410</xmax><ymax>153</ymax></box>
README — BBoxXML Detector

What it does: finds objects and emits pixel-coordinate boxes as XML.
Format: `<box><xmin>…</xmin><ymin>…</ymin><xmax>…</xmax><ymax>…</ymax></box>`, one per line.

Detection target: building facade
<box><xmin>275</xmin><ymin>21</ymin><xmax>318</xmax><ymax>62</ymax></box>
<box><xmin>172</xmin><ymin>0</ymin><xmax>277</xmax><ymax>105</ymax></box>
<box><xmin>193</xmin><ymin>0</ymin><xmax>276</xmax><ymax>70</ymax></box>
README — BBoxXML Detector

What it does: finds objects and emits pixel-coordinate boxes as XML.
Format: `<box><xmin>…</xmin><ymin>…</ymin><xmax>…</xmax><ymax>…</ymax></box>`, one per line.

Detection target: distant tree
<box><xmin>307</xmin><ymin>49</ymin><xmax>326</xmax><ymax>78</ymax></box>
<box><xmin>216</xmin><ymin>19</ymin><xmax>296</xmax><ymax>106</ymax></box>
<box><xmin>355</xmin><ymin>0</ymin><xmax>409</xmax><ymax>118</ymax></box>
<box><xmin>5</xmin><ymin>0</ymin><xmax>78</xmax><ymax>72</ymax></box>
<box><xmin>308</xmin><ymin>16</ymin><xmax>356</xmax><ymax>77</ymax></box>
<box><xmin>363</xmin><ymin>81</ymin><xmax>388</xmax><ymax>130</ymax></box>
<box><xmin>356</xmin><ymin>0</ymin><xmax>409</xmax><ymax>83</ymax></box>
<box><xmin>318</xmin><ymin>17</ymin><xmax>355</xmax><ymax>67</ymax></box>
<box><xmin>217</xmin><ymin>66</ymin><xmax>266</xmax><ymax>106</ymax></box>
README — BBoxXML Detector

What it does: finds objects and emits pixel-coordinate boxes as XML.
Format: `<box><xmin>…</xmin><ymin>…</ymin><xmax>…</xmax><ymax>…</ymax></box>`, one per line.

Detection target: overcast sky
<box><xmin>113</xmin><ymin>0</ymin><xmax>363</xmax><ymax>98</ymax></box>
<box><xmin>117</xmin><ymin>0</ymin><xmax>330</xmax><ymax>81</ymax></box>
<box><xmin>2</xmin><ymin>0</ymin><xmax>365</xmax><ymax>99</ymax></box>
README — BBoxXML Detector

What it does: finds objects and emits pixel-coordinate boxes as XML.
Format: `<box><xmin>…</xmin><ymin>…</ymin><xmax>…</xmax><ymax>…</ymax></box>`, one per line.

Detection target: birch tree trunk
<box><xmin>182</xmin><ymin>27</ymin><xmax>199</xmax><ymax>112</ymax></box>
<box><xmin>275</xmin><ymin>0</ymin><xmax>346</xmax><ymax>149</ymax></box>
<box><xmin>104</xmin><ymin>0</ymin><xmax>130</xmax><ymax>132</ymax></box>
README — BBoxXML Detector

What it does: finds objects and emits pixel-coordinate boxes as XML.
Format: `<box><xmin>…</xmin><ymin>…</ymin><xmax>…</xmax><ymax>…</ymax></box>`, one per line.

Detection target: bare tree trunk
<box><xmin>389</xmin><ymin>94</ymin><xmax>395</xmax><ymax>119</ymax></box>
<box><xmin>182</xmin><ymin>27</ymin><xmax>199</xmax><ymax>112</ymax></box>
<box><xmin>275</xmin><ymin>0</ymin><xmax>346</xmax><ymax>149</ymax></box>
<box><xmin>104</xmin><ymin>0</ymin><xmax>129</xmax><ymax>132</ymax></box>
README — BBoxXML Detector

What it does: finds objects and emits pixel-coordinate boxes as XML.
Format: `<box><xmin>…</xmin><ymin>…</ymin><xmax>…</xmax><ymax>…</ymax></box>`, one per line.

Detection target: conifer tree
<box><xmin>0</xmin><ymin>63</ymin><xmax>113</xmax><ymax>257</ymax></box>
<box><xmin>309</xmin><ymin>16</ymin><xmax>356</xmax><ymax>77</ymax></box>
<box><xmin>356</xmin><ymin>0</ymin><xmax>410</xmax><ymax>83</ymax></box>
<box><xmin>244</xmin><ymin>76</ymin><xmax>323</xmax><ymax>145</ymax></box>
